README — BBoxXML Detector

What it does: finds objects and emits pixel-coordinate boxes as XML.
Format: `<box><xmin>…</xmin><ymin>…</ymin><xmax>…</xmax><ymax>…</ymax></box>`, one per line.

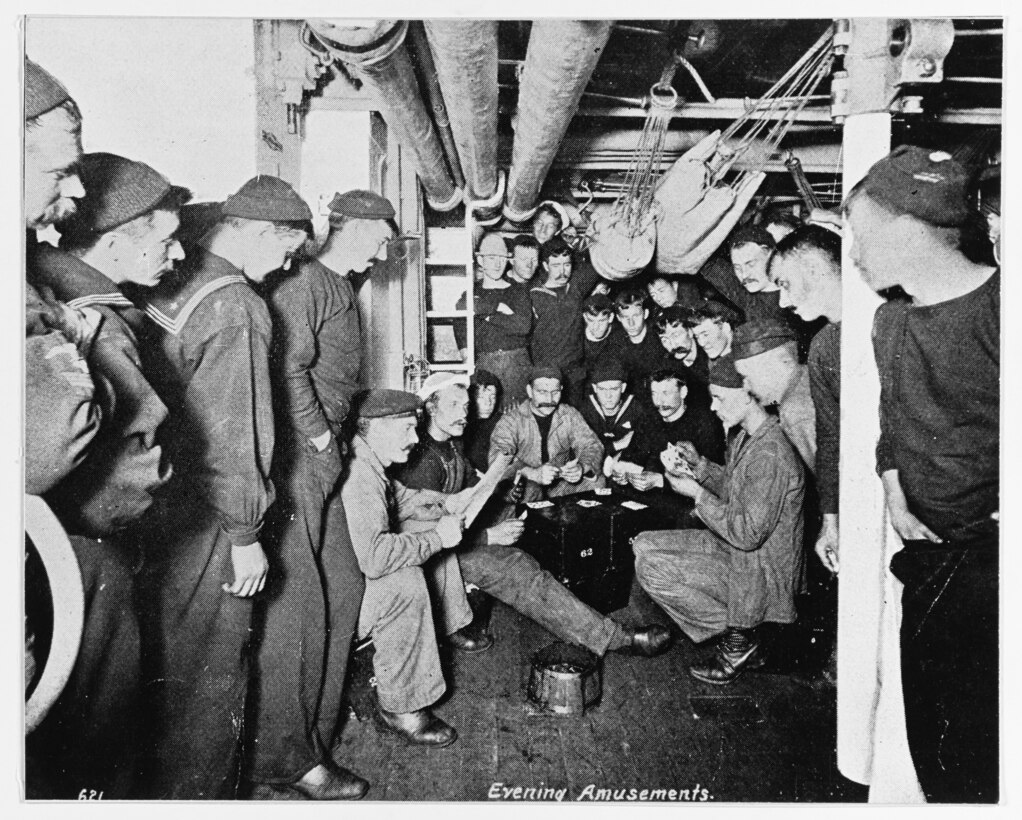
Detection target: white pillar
<box><xmin>836</xmin><ymin>112</ymin><xmax>924</xmax><ymax>802</ymax></box>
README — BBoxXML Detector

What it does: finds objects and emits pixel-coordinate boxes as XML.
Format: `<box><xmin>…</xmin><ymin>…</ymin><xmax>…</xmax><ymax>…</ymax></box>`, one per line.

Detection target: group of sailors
<box><xmin>24</xmin><ymin>51</ymin><xmax>999</xmax><ymax>804</ymax></box>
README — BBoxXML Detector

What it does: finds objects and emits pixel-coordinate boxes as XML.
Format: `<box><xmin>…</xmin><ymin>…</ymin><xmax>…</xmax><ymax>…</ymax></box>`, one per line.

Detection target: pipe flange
<box><xmin>468</xmin><ymin>171</ymin><xmax>506</xmax><ymax>225</ymax></box>
<box><xmin>426</xmin><ymin>187</ymin><xmax>464</xmax><ymax>213</ymax></box>
<box><xmin>502</xmin><ymin>202</ymin><xmax>539</xmax><ymax>224</ymax></box>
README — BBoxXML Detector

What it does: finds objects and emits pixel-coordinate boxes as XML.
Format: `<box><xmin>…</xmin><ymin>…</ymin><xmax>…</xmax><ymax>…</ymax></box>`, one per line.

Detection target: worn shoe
<box><xmin>284</xmin><ymin>763</ymin><xmax>369</xmax><ymax>800</ymax></box>
<box><xmin>376</xmin><ymin>706</ymin><xmax>458</xmax><ymax>748</ymax></box>
<box><xmin>447</xmin><ymin>622</ymin><xmax>494</xmax><ymax>653</ymax></box>
<box><xmin>689</xmin><ymin>629</ymin><xmax>763</xmax><ymax>685</ymax></box>
<box><xmin>617</xmin><ymin>624</ymin><xmax>672</xmax><ymax>657</ymax></box>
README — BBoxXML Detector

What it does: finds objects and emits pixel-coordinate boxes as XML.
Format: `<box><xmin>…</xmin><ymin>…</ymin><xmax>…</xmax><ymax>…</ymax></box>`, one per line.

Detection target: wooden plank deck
<box><xmin>318</xmin><ymin>581</ymin><xmax>866</xmax><ymax>804</ymax></box>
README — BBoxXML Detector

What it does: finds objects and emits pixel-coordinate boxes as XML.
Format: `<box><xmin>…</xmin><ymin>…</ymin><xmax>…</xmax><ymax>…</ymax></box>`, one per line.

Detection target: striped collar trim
<box><xmin>143</xmin><ymin>274</ymin><xmax>248</xmax><ymax>336</ymax></box>
<box><xmin>66</xmin><ymin>292</ymin><xmax>135</xmax><ymax>311</ymax></box>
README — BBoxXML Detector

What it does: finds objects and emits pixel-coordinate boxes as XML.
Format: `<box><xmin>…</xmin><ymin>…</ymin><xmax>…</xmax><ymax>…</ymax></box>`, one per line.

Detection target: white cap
<box><xmin>417</xmin><ymin>371</ymin><xmax>471</xmax><ymax>401</ymax></box>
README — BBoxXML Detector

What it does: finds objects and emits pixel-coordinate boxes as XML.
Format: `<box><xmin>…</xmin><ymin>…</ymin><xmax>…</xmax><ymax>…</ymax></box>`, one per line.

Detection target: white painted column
<box><xmin>836</xmin><ymin>112</ymin><xmax>924</xmax><ymax>802</ymax></box>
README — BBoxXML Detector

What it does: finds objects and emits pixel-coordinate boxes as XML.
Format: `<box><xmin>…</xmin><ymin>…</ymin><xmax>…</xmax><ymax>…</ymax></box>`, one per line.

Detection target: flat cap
<box><xmin>60</xmin><ymin>152</ymin><xmax>187</xmax><ymax>237</ymax></box>
<box><xmin>329</xmin><ymin>189</ymin><xmax>396</xmax><ymax>221</ymax></box>
<box><xmin>25</xmin><ymin>58</ymin><xmax>73</xmax><ymax>120</ymax></box>
<box><xmin>708</xmin><ymin>354</ymin><xmax>745</xmax><ymax>389</ymax></box>
<box><xmin>529</xmin><ymin>365</ymin><xmax>563</xmax><ymax>384</ymax></box>
<box><xmin>417</xmin><ymin>371</ymin><xmax>470</xmax><ymax>401</ymax></box>
<box><xmin>590</xmin><ymin>357</ymin><xmax>626</xmax><ymax>385</ymax></box>
<box><xmin>352</xmin><ymin>388</ymin><xmax>422</xmax><ymax>419</ymax></box>
<box><xmin>223</xmin><ymin>175</ymin><xmax>312</xmax><ymax>222</ymax></box>
<box><xmin>860</xmin><ymin>145</ymin><xmax>972</xmax><ymax>227</ymax></box>
<box><xmin>731</xmin><ymin>320</ymin><xmax>796</xmax><ymax>360</ymax></box>
<box><xmin>582</xmin><ymin>293</ymin><xmax>614</xmax><ymax>314</ymax></box>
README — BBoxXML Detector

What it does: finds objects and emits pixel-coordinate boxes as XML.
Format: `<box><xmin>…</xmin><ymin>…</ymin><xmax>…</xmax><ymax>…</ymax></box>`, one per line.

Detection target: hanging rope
<box><xmin>654</xmin><ymin>24</ymin><xmax>836</xmax><ymax>275</ymax></box>
<box><xmin>611</xmin><ymin>81</ymin><xmax>676</xmax><ymax>237</ymax></box>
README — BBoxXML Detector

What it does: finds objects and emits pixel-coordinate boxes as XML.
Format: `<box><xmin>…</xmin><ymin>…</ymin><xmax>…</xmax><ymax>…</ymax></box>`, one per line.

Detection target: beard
<box><xmin>32</xmin><ymin>196</ymin><xmax>78</xmax><ymax>230</ymax></box>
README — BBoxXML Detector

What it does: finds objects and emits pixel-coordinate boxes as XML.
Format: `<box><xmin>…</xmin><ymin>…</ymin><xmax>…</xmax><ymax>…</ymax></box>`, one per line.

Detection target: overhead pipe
<box><xmin>423</xmin><ymin>20</ymin><xmax>502</xmax><ymax>223</ymax></box>
<box><xmin>307</xmin><ymin>19</ymin><xmax>462</xmax><ymax>212</ymax></box>
<box><xmin>503</xmin><ymin>20</ymin><xmax>613</xmax><ymax>224</ymax></box>
<box><xmin>405</xmin><ymin>21</ymin><xmax>465</xmax><ymax>191</ymax></box>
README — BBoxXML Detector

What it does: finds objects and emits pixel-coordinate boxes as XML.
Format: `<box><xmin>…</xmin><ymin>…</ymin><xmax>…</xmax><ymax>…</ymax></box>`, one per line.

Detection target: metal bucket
<box><xmin>527</xmin><ymin>642</ymin><xmax>602</xmax><ymax>715</ymax></box>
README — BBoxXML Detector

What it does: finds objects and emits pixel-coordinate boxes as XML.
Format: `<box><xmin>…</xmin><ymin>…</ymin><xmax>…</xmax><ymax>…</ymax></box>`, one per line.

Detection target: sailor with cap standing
<box><xmin>732</xmin><ymin>319</ymin><xmax>817</xmax><ymax>472</ymax></box>
<box><xmin>248</xmin><ymin>189</ymin><xmax>396</xmax><ymax>800</ymax></box>
<box><xmin>633</xmin><ymin>355</ymin><xmax>805</xmax><ymax>684</ymax></box>
<box><xmin>23</xmin><ymin>67</ymin><xmax>166</xmax><ymax>799</ymax></box>
<box><xmin>844</xmin><ymin>146</ymin><xmax>999</xmax><ymax>803</ymax></box>
<box><xmin>341</xmin><ymin>389</ymin><xmax>469</xmax><ymax>748</ymax></box>
<box><xmin>131</xmin><ymin>176</ymin><xmax>312</xmax><ymax>798</ymax></box>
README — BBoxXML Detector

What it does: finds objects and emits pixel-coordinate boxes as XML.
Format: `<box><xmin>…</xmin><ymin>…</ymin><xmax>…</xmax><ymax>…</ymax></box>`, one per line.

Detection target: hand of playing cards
<box><xmin>660</xmin><ymin>442</ymin><xmax>696</xmax><ymax>478</ymax></box>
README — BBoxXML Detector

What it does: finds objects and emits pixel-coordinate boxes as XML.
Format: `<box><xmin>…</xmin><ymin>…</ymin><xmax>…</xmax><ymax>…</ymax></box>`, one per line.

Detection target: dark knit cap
<box><xmin>687</xmin><ymin>299</ymin><xmax>742</xmax><ymax>328</ymax></box>
<box><xmin>729</xmin><ymin>224</ymin><xmax>775</xmax><ymax>252</ymax></box>
<box><xmin>582</xmin><ymin>293</ymin><xmax>613</xmax><ymax>314</ymax></box>
<box><xmin>25</xmin><ymin>58</ymin><xmax>73</xmax><ymax>120</ymax></box>
<box><xmin>223</xmin><ymin>175</ymin><xmax>312</xmax><ymax>222</ymax></box>
<box><xmin>731</xmin><ymin>320</ymin><xmax>796</xmax><ymax>361</ymax></box>
<box><xmin>860</xmin><ymin>145</ymin><xmax>972</xmax><ymax>227</ymax></box>
<box><xmin>590</xmin><ymin>357</ymin><xmax>627</xmax><ymax>385</ymax></box>
<box><xmin>708</xmin><ymin>355</ymin><xmax>745</xmax><ymax>389</ymax></box>
<box><xmin>529</xmin><ymin>365</ymin><xmax>563</xmax><ymax>384</ymax></box>
<box><xmin>352</xmin><ymin>388</ymin><xmax>422</xmax><ymax>419</ymax></box>
<box><xmin>329</xmin><ymin>189</ymin><xmax>396</xmax><ymax>221</ymax></box>
<box><xmin>59</xmin><ymin>152</ymin><xmax>189</xmax><ymax>236</ymax></box>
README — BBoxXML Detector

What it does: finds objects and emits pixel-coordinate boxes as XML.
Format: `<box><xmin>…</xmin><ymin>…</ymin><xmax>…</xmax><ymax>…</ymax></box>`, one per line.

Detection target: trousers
<box><xmin>135</xmin><ymin>499</ymin><xmax>253</xmax><ymax>799</ymax></box>
<box><xmin>26</xmin><ymin>536</ymin><xmax>141</xmax><ymax>799</ymax></box>
<box><xmin>891</xmin><ymin>540</ymin><xmax>998</xmax><ymax>803</ymax></box>
<box><xmin>632</xmin><ymin>529</ymin><xmax>731</xmax><ymax>643</ymax></box>
<box><xmin>248</xmin><ymin>443</ymin><xmax>364</xmax><ymax>784</ymax></box>
<box><xmin>459</xmin><ymin>542</ymin><xmax>623</xmax><ymax>654</ymax></box>
<box><xmin>359</xmin><ymin>552</ymin><xmax>472</xmax><ymax>713</ymax></box>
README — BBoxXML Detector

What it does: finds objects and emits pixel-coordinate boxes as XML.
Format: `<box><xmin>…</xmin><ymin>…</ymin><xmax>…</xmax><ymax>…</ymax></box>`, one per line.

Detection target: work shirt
<box><xmin>28</xmin><ymin>243</ymin><xmax>170</xmax><ymax>535</ymax></box>
<box><xmin>873</xmin><ymin>271</ymin><xmax>999</xmax><ymax>541</ymax></box>
<box><xmin>694</xmin><ymin>415</ymin><xmax>805</xmax><ymax>625</ymax></box>
<box><xmin>455</xmin><ymin>280</ymin><xmax>532</xmax><ymax>353</ymax></box>
<box><xmin>341</xmin><ymin>436</ymin><xmax>451</xmax><ymax>580</ymax></box>
<box><xmin>133</xmin><ymin>247</ymin><xmax>275</xmax><ymax>546</ymax></box>
<box><xmin>808</xmin><ymin>321</ymin><xmax>840</xmax><ymax>514</ymax></box>
<box><xmin>489</xmin><ymin>400</ymin><xmax>604</xmax><ymax>479</ymax></box>
<box><xmin>529</xmin><ymin>260</ymin><xmax>600</xmax><ymax>378</ymax></box>
<box><xmin>777</xmin><ymin>364</ymin><xmax>816</xmax><ymax>474</ymax></box>
<box><xmin>601</xmin><ymin>324</ymin><xmax>672</xmax><ymax>393</ymax></box>
<box><xmin>265</xmin><ymin>258</ymin><xmax>362</xmax><ymax>439</ymax></box>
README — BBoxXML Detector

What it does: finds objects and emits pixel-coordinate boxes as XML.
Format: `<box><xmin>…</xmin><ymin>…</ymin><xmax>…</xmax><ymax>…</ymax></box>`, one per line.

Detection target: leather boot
<box><xmin>375</xmin><ymin>706</ymin><xmax>458</xmax><ymax>748</ymax></box>
<box><xmin>689</xmin><ymin>628</ymin><xmax>764</xmax><ymax>684</ymax></box>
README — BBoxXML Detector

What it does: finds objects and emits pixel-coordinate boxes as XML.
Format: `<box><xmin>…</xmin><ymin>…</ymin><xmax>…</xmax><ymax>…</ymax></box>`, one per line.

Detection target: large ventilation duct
<box><xmin>504</xmin><ymin>20</ymin><xmax>613</xmax><ymax>224</ymax></box>
<box><xmin>423</xmin><ymin>20</ymin><xmax>502</xmax><ymax>223</ymax></box>
<box><xmin>406</xmin><ymin>21</ymin><xmax>465</xmax><ymax>191</ymax></box>
<box><xmin>307</xmin><ymin>19</ymin><xmax>462</xmax><ymax>212</ymax></box>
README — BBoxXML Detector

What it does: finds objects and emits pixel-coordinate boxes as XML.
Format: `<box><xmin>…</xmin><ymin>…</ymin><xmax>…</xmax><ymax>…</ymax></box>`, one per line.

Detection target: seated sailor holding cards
<box><xmin>632</xmin><ymin>355</ymin><xmax>805</xmax><ymax>685</ymax></box>
<box><xmin>397</xmin><ymin>373</ymin><xmax>672</xmax><ymax>662</ymax></box>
